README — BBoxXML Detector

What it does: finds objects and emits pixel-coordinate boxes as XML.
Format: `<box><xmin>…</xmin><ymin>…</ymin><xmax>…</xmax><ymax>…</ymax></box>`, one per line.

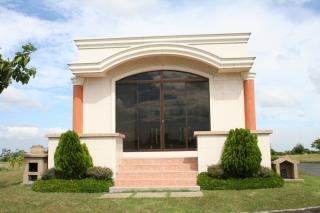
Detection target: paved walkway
<box><xmin>99</xmin><ymin>191</ymin><xmax>203</xmax><ymax>199</ymax></box>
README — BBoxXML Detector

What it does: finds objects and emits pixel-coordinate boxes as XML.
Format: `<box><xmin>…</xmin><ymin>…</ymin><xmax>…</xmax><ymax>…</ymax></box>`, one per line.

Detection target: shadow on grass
<box><xmin>0</xmin><ymin>180</ymin><xmax>21</xmax><ymax>189</ymax></box>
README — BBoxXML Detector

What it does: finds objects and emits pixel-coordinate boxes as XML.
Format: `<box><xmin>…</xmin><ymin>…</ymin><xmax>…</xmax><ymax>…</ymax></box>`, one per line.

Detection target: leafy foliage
<box><xmin>0</xmin><ymin>43</ymin><xmax>37</xmax><ymax>93</ymax></box>
<box><xmin>82</xmin><ymin>144</ymin><xmax>93</xmax><ymax>168</ymax></box>
<box><xmin>311</xmin><ymin>138</ymin><xmax>320</xmax><ymax>152</ymax></box>
<box><xmin>221</xmin><ymin>128</ymin><xmax>262</xmax><ymax>178</ymax></box>
<box><xmin>86</xmin><ymin>167</ymin><xmax>113</xmax><ymax>180</ymax></box>
<box><xmin>32</xmin><ymin>178</ymin><xmax>113</xmax><ymax>193</ymax></box>
<box><xmin>41</xmin><ymin>168</ymin><xmax>65</xmax><ymax>180</ymax></box>
<box><xmin>207</xmin><ymin>165</ymin><xmax>224</xmax><ymax>178</ymax></box>
<box><xmin>291</xmin><ymin>143</ymin><xmax>305</xmax><ymax>154</ymax></box>
<box><xmin>197</xmin><ymin>172</ymin><xmax>284</xmax><ymax>190</ymax></box>
<box><xmin>54</xmin><ymin>130</ymin><xmax>88</xmax><ymax>179</ymax></box>
<box><xmin>255</xmin><ymin>167</ymin><xmax>274</xmax><ymax>178</ymax></box>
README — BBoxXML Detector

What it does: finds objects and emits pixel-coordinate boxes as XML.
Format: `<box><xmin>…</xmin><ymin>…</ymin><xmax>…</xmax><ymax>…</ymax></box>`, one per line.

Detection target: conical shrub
<box><xmin>82</xmin><ymin>143</ymin><xmax>93</xmax><ymax>168</ymax></box>
<box><xmin>221</xmin><ymin>128</ymin><xmax>262</xmax><ymax>178</ymax></box>
<box><xmin>54</xmin><ymin>130</ymin><xmax>87</xmax><ymax>179</ymax></box>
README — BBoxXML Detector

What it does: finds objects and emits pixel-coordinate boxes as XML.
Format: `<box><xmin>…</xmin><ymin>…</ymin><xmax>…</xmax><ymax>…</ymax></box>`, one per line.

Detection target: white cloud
<box><xmin>0</xmin><ymin>86</ymin><xmax>42</xmax><ymax>111</ymax></box>
<box><xmin>258</xmin><ymin>89</ymin><xmax>301</xmax><ymax>108</ymax></box>
<box><xmin>0</xmin><ymin>125</ymin><xmax>65</xmax><ymax>151</ymax></box>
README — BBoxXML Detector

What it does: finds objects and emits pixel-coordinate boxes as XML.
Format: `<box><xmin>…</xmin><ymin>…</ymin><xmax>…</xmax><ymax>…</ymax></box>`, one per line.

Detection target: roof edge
<box><xmin>74</xmin><ymin>32</ymin><xmax>252</xmax><ymax>49</ymax></box>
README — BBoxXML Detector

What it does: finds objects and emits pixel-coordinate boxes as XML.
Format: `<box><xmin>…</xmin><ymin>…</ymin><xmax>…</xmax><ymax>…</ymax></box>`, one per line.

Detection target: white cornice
<box><xmin>241</xmin><ymin>72</ymin><xmax>256</xmax><ymax>80</ymax></box>
<box><xmin>69</xmin><ymin>43</ymin><xmax>255</xmax><ymax>75</ymax></box>
<box><xmin>71</xmin><ymin>76</ymin><xmax>85</xmax><ymax>85</ymax></box>
<box><xmin>74</xmin><ymin>33</ymin><xmax>251</xmax><ymax>49</ymax></box>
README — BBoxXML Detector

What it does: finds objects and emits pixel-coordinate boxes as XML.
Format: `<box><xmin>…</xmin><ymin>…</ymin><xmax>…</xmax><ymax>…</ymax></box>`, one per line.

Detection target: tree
<box><xmin>291</xmin><ymin>143</ymin><xmax>305</xmax><ymax>154</ymax></box>
<box><xmin>0</xmin><ymin>43</ymin><xmax>37</xmax><ymax>94</ymax></box>
<box><xmin>311</xmin><ymin>138</ymin><xmax>320</xmax><ymax>152</ymax></box>
<box><xmin>54</xmin><ymin>130</ymin><xmax>88</xmax><ymax>179</ymax></box>
<box><xmin>221</xmin><ymin>128</ymin><xmax>262</xmax><ymax>178</ymax></box>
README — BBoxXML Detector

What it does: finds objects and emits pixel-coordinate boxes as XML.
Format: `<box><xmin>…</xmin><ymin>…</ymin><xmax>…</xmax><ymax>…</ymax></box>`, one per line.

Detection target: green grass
<box><xmin>32</xmin><ymin>178</ymin><xmax>113</xmax><ymax>193</ymax></box>
<box><xmin>0</xmin><ymin>163</ymin><xmax>320</xmax><ymax>213</ymax></box>
<box><xmin>287</xmin><ymin>154</ymin><xmax>320</xmax><ymax>163</ymax></box>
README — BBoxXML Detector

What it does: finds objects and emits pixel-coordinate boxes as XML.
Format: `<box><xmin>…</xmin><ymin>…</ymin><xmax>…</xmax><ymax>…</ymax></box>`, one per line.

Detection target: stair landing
<box><xmin>110</xmin><ymin>157</ymin><xmax>200</xmax><ymax>193</ymax></box>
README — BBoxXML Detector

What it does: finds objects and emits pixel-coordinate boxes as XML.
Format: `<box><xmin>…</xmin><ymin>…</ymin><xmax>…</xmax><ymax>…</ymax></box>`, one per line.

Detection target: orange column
<box><xmin>73</xmin><ymin>83</ymin><xmax>83</xmax><ymax>134</ymax></box>
<box><xmin>243</xmin><ymin>73</ymin><xmax>256</xmax><ymax>130</ymax></box>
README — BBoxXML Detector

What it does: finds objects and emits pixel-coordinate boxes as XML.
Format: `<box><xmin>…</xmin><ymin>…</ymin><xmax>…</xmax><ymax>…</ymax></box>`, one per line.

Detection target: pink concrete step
<box><xmin>118</xmin><ymin>163</ymin><xmax>198</xmax><ymax>172</ymax></box>
<box><xmin>114</xmin><ymin>179</ymin><xmax>197</xmax><ymax>187</ymax></box>
<box><xmin>120</xmin><ymin>157</ymin><xmax>197</xmax><ymax>165</ymax></box>
<box><xmin>116</xmin><ymin>171</ymin><xmax>198</xmax><ymax>179</ymax></box>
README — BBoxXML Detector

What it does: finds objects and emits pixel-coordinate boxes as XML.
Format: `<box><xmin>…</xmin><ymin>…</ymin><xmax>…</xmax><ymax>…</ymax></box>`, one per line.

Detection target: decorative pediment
<box><xmin>69</xmin><ymin>33</ymin><xmax>255</xmax><ymax>76</ymax></box>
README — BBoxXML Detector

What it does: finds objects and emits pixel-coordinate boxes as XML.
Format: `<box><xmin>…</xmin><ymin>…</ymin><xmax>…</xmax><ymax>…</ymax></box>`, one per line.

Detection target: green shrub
<box><xmin>54</xmin><ymin>130</ymin><xmax>87</xmax><ymax>179</ymax></box>
<box><xmin>32</xmin><ymin>178</ymin><xmax>113</xmax><ymax>193</ymax></box>
<box><xmin>86</xmin><ymin>167</ymin><xmax>112</xmax><ymax>180</ymax></box>
<box><xmin>82</xmin><ymin>144</ymin><xmax>93</xmax><ymax>168</ymax></box>
<box><xmin>207</xmin><ymin>165</ymin><xmax>224</xmax><ymax>178</ymax></box>
<box><xmin>197</xmin><ymin>172</ymin><xmax>284</xmax><ymax>190</ymax></box>
<box><xmin>221</xmin><ymin>128</ymin><xmax>262</xmax><ymax>178</ymax></box>
<box><xmin>255</xmin><ymin>167</ymin><xmax>273</xmax><ymax>178</ymax></box>
<box><xmin>42</xmin><ymin>168</ymin><xmax>65</xmax><ymax>180</ymax></box>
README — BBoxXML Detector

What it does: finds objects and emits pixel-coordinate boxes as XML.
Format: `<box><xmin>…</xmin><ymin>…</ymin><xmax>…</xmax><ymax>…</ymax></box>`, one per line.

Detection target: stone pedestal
<box><xmin>23</xmin><ymin>145</ymin><xmax>48</xmax><ymax>184</ymax></box>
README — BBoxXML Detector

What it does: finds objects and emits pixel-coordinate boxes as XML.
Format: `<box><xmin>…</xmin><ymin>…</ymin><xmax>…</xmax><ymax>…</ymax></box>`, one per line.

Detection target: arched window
<box><xmin>116</xmin><ymin>71</ymin><xmax>210</xmax><ymax>151</ymax></box>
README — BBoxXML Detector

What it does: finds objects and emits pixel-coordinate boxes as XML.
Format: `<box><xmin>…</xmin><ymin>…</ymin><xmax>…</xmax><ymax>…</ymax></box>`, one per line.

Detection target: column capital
<box><xmin>241</xmin><ymin>72</ymin><xmax>256</xmax><ymax>80</ymax></box>
<box><xmin>71</xmin><ymin>76</ymin><xmax>85</xmax><ymax>85</ymax></box>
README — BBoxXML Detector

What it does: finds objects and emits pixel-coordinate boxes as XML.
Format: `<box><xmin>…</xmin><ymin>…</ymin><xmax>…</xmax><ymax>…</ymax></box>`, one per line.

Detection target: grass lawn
<box><xmin>0</xmin><ymin>163</ymin><xmax>320</xmax><ymax>213</ymax></box>
<box><xmin>287</xmin><ymin>154</ymin><xmax>320</xmax><ymax>163</ymax></box>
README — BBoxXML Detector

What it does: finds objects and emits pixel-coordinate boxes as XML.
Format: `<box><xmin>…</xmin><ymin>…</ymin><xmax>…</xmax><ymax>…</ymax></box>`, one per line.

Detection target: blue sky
<box><xmin>0</xmin><ymin>0</ymin><xmax>320</xmax><ymax>151</ymax></box>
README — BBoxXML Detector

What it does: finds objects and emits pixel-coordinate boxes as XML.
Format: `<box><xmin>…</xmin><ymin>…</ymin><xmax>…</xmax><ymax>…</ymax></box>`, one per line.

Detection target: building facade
<box><xmin>47</xmin><ymin>33</ymin><xmax>272</xmax><ymax>191</ymax></box>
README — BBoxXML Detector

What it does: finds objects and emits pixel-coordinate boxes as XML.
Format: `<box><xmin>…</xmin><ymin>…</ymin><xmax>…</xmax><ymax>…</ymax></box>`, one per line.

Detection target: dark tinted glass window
<box><xmin>116</xmin><ymin>70</ymin><xmax>210</xmax><ymax>151</ymax></box>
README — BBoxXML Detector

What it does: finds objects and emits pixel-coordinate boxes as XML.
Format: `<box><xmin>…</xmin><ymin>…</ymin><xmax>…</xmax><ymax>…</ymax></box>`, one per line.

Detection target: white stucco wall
<box><xmin>47</xmin><ymin>135</ymin><xmax>123</xmax><ymax>177</ymax></box>
<box><xmin>196</xmin><ymin>132</ymin><xmax>272</xmax><ymax>173</ymax></box>
<box><xmin>212</xmin><ymin>74</ymin><xmax>245</xmax><ymax>130</ymax></box>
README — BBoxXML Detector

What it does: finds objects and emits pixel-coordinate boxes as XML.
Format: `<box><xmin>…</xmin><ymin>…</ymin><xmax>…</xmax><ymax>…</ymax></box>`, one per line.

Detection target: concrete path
<box><xmin>99</xmin><ymin>191</ymin><xmax>203</xmax><ymax>199</ymax></box>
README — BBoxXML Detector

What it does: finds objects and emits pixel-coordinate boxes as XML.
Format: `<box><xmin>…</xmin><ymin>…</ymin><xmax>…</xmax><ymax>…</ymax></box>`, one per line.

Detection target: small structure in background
<box><xmin>272</xmin><ymin>156</ymin><xmax>299</xmax><ymax>179</ymax></box>
<box><xmin>23</xmin><ymin>145</ymin><xmax>48</xmax><ymax>184</ymax></box>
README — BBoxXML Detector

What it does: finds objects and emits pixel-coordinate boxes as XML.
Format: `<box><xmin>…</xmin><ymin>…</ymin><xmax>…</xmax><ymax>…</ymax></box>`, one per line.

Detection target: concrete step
<box><xmin>120</xmin><ymin>157</ymin><xmax>197</xmax><ymax>165</ymax></box>
<box><xmin>116</xmin><ymin>171</ymin><xmax>198</xmax><ymax>179</ymax></box>
<box><xmin>114</xmin><ymin>178</ymin><xmax>197</xmax><ymax>187</ymax></box>
<box><xmin>118</xmin><ymin>163</ymin><xmax>198</xmax><ymax>172</ymax></box>
<box><xmin>109</xmin><ymin>186</ymin><xmax>200</xmax><ymax>193</ymax></box>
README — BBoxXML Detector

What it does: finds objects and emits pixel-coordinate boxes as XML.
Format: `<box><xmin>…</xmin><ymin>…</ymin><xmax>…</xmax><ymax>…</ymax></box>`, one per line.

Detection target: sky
<box><xmin>0</xmin><ymin>0</ymin><xmax>319</xmax><ymax>152</ymax></box>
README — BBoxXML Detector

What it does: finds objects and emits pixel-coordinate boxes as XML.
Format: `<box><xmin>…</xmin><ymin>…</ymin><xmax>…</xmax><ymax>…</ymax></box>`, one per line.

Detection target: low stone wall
<box><xmin>47</xmin><ymin>133</ymin><xmax>124</xmax><ymax>177</ymax></box>
<box><xmin>194</xmin><ymin>130</ymin><xmax>272</xmax><ymax>173</ymax></box>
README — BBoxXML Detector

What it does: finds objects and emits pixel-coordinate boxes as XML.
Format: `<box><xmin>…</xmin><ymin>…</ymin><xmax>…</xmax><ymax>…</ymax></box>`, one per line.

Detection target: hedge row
<box><xmin>197</xmin><ymin>172</ymin><xmax>284</xmax><ymax>190</ymax></box>
<box><xmin>32</xmin><ymin>178</ymin><xmax>113</xmax><ymax>193</ymax></box>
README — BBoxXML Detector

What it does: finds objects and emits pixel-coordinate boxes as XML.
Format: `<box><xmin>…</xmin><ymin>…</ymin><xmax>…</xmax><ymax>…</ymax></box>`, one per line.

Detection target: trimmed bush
<box><xmin>207</xmin><ymin>165</ymin><xmax>224</xmax><ymax>178</ymax></box>
<box><xmin>221</xmin><ymin>128</ymin><xmax>262</xmax><ymax>178</ymax></box>
<box><xmin>42</xmin><ymin>168</ymin><xmax>56</xmax><ymax>180</ymax></box>
<box><xmin>32</xmin><ymin>178</ymin><xmax>113</xmax><ymax>193</ymax></box>
<box><xmin>197</xmin><ymin>172</ymin><xmax>284</xmax><ymax>190</ymax></box>
<box><xmin>54</xmin><ymin>130</ymin><xmax>87</xmax><ymax>179</ymax></box>
<box><xmin>86</xmin><ymin>167</ymin><xmax>112</xmax><ymax>180</ymax></box>
<box><xmin>82</xmin><ymin>144</ymin><xmax>93</xmax><ymax>168</ymax></box>
<box><xmin>255</xmin><ymin>167</ymin><xmax>273</xmax><ymax>178</ymax></box>
<box><xmin>42</xmin><ymin>168</ymin><xmax>65</xmax><ymax>180</ymax></box>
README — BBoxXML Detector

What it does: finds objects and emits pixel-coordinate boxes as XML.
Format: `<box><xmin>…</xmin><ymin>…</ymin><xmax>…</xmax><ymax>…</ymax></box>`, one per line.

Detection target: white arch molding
<box><xmin>70</xmin><ymin>43</ymin><xmax>254</xmax><ymax>75</ymax></box>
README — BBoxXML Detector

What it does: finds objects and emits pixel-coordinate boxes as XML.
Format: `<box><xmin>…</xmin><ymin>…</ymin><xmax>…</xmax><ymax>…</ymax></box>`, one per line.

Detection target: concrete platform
<box><xmin>99</xmin><ymin>191</ymin><xmax>203</xmax><ymax>199</ymax></box>
<box><xmin>109</xmin><ymin>186</ymin><xmax>200</xmax><ymax>193</ymax></box>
